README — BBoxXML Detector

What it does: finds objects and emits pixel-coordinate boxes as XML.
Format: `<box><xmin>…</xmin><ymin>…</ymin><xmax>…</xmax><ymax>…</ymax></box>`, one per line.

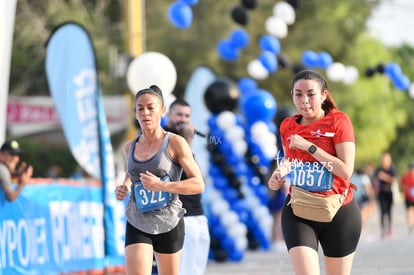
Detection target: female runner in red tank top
<box><xmin>268</xmin><ymin>70</ymin><xmax>361</xmax><ymax>275</ymax></box>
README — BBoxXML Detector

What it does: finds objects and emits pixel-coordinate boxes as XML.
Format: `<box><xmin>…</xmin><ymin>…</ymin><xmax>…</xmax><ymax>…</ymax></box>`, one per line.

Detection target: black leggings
<box><xmin>282</xmin><ymin>195</ymin><xmax>361</xmax><ymax>257</ymax></box>
<box><xmin>377</xmin><ymin>191</ymin><xmax>393</xmax><ymax>231</ymax></box>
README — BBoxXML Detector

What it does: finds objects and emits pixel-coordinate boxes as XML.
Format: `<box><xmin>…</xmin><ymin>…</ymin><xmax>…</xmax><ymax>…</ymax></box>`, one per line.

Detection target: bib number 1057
<box><xmin>289</xmin><ymin>162</ymin><xmax>333</xmax><ymax>192</ymax></box>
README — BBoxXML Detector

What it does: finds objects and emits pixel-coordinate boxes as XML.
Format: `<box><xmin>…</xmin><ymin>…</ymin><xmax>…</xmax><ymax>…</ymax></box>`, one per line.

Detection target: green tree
<box><xmin>387</xmin><ymin>45</ymin><xmax>414</xmax><ymax>174</ymax></box>
<box><xmin>10</xmin><ymin>0</ymin><xmax>125</xmax><ymax>96</ymax></box>
<box><xmin>9</xmin><ymin>0</ymin><xmax>413</xmax><ymax>174</ymax></box>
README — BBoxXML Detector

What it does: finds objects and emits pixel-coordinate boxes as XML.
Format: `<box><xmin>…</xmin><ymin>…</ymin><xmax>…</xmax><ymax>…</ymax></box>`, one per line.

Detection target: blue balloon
<box><xmin>318</xmin><ymin>51</ymin><xmax>333</xmax><ymax>69</ymax></box>
<box><xmin>223</xmin><ymin>187</ymin><xmax>239</xmax><ymax>202</ymax></box>
<box><xmin>226</xmin><ymin>153</ymin><xmax>240</xmax><ymax>166</ymax></box>
<box><xmin>229</xmin><ymin>249</ymin><xmax>244</xmax><ymax>262</ymax></box>
<box><xmin>230</xmin><ymin>28</ymin><xmax>249</xmax><ymax>49</ymax></box>
<box><xmin>385</xmin><ymin>62</ymin><xmax>402</xmax><ymax>80</ymax></box>
<box><xmin>208</xmin><ymin>212</ymin><xmax>220</xmax><ymax>227</ymax></box>
<box><xmin>213</xmin><ymin>176</ymin><xmax>228</xmax><ymax>190</ymax></box>
<box><xmin>160</xmin><ymin>115</ymin><xmax>168</xmax><ymax>128</ymax></box>
<box><xmin>235</xmin><ymin>162</ymin><xmax>248</xmax><ymax>175</ymax></box>
<box><xmin>230</xmin><ymin>199</ymin><xmax>247</xmax><ymax>213</ymax></box>
<box><xmin>242</xmin><ymin>89</ymin><xmax>277</xmax><ymax>123</ymax></box>
<box><xmin>259</xmin><ymin>35</ymin><xmax>281</xmax><ymax>54</ymax></box>
<box><xmin>258</xmin><ymin>51</ymin><xmax>278</xmax><ymax>73</ymax></box>
<box><xmin>301</xmin><ymin>50</ymin><xmax>319</xmax><ymax>68</ymax></box>
<box><xmin>238</xmin><ymin>77</ymin><xmax>258</xmax><ymax>94</ymax></box>
<box><xmin>217</xmin><ymin>39</ymin><xmax>240</xmax><ymax>61</ymax></box>
<box><xmin>213</xmin><ymin>223</ymin><xmax>227</xmax><ymax>239</ymax></box>
<box><xmin>238</xmin><ymin>78</ymin><xmax>257</xmax><ymax>109</ymax></box>
<box><xmin>221</xmin><ymin>236</ymin><xmax>235</xmax><ymax>251</ymax></box>
<box><xmin>208</xmin><ymin>165</ymin><xmax>222</xmax><ymax>177</ymax></box>
<box><xmin>180</xmin><ymin>0</ymin><xmax>198</xmax><ymax>5</ymax></box>
<box><xmin>266</xmin><ymin>121</ymin><xmax>276</xmax><ymax>133</ymax></box>
<box><xmin>393</xmin><ymin>74</ymin><xmax>410</xmax><ymax>91</ymax></box>
<box><xmin>167</xmin><ymin>2</ymin><xmax>193</xmax><ymax>29</ymax></box>
<box><xmin>256</xmin><ymin>185</ymin><xmax>270</xmax><ymax>205</ymax></box>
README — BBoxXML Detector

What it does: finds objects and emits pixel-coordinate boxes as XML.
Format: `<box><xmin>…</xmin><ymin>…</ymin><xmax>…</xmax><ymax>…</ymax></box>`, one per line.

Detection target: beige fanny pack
<box><xmin>288</xmin><ymin>184</ymin><xmax>356</xmax><ymax>222</ymax></box>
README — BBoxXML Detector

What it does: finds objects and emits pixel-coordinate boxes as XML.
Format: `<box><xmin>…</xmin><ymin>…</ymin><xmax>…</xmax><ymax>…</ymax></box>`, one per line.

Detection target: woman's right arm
<box><xmin>115</xmin><ymin>142</ymin><xmax>131</xmax><ymax>200</ymax></box>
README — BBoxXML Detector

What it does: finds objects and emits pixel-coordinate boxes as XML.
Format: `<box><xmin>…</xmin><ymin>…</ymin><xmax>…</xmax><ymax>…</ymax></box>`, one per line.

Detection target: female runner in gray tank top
<box><xmin>115</xmin><ymin>85</ymin><xmax>205</xmax><ymax>275</ymax></box>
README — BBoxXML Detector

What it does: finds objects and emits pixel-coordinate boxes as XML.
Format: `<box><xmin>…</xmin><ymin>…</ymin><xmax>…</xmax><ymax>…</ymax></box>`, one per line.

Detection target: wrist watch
<box><xmin>308</xmin><ymin>144</ymin><xmax>317</xmax><ymax>154</ymax></box>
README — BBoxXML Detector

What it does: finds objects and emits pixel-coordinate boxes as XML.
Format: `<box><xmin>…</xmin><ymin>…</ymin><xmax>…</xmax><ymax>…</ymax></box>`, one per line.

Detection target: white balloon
<box><xmin>326</xmin><ymin>62</ymin><xmax>346</xmax><ymax>82</ymax></box>
<box><xmin>127</xmin><ymin>51</ymin><xmax>177</xmax><ymax>95</ymax></box>
<box><xmin>216</xmin><ymin>111</ymin><xmax>236</xmax><ymax>130</ymax></box>
<box><xmin>253</xmin><ymin>205</ymin><xmax>270</xmax><ymax>219</ymax></box>
<box><xmin>228</xmin><ymin>223</ymin><xmax>248</xmax><ymax>237</ymax></box>
<box><xmin>409</xmin><ymin>83</ymin><xmax>414</xmax><ymax>99</ymax></box>
<box><xmin>220</xmin><ymin>211</ymin><xmax>239</xmax><ymax>227</ymax></box>
<box><xmin>247</xmin><ymin>60</ymin><xmax>269</xmax><ymax>80</ymax></box>
<box><xmin>210</xmin><ymin>199</ymin><xmax>229</xmax><ymax>215</ymax></box>
<box><xmin>164</xmin><ymin>93</ymin><xmax>176</xmax><ymax>110</ymax></box>
<box><xmin>206</xmin><ymin>187</ymin><xmax>221</xmax><ymax>202</ymax></box>
<box><xmin>343</xmin><ymin>66</ymin><xmax>359</xmax><ymax>85</ymax></box>
<box><xmin>265</xmin><ymin>16</ymin><xmax>288</xmax><ymax>38</ymax></box>
<box><xmin>244</xmin><ymin>194</ymin><xmax>260</xmax><ymax>208</ymax></box>
<box><xmin>232</xmin><ymin>139</ymin><xmax>248</xmax><ymax>157</ymax></box>
<box><xmin>263</xmin><ymin>145</ymin><xmax>277</xmax><ymax>159</ymax></box>
<box><xmin>250</xmin><ymin>121</ymin><xmax>269</xmax><ymax>137</ymax></box>
<box><xmin>273</xmin><ymin>2</ymin><xmax>296</xmax><ymax>25</ymax></box>
<box><xmin>234</xmin><ymin>236</ymin><xmax>248</xmax><ymax>251</ymax></box>
<box><xmin>225</xmin><ymin>125</ymin><xmax>245</xmax><ymax>142</ymax></box>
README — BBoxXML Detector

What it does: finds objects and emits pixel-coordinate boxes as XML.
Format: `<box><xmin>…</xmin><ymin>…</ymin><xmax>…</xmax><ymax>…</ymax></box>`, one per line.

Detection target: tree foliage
<box><xmin>9</xmin><ymin>0</ymin><xmax>414</xmax><ymax>174</ymax></box>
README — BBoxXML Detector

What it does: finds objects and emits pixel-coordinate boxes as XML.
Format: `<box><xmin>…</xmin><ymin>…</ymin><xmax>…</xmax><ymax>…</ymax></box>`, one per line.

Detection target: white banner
<box><xmin>6</xmin><ymin>95</ymin><xmax>130</xmax><ymax>138</ymax></box>
<box><xmin>0</xmin><ymin>0</ymin><xmax>17</xmax><ymax>144</ymax></box>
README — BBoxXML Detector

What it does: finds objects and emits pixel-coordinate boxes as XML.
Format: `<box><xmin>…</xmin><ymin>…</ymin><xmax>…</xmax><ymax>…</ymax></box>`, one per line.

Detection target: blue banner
<box><xmin>45</xmin><ymin>22</ymin><xmax>123</xmax><ymax>266</ymax></box>
<box><xmin>0</xmin><ymin>181</ymin><xmax>126</xmax><ymax>274</ymax></box>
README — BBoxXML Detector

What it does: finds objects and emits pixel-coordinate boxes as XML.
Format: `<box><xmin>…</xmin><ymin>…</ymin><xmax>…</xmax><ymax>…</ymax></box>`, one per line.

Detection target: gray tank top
<box><xmin>125</xmin><ymin>132</ymin><xmax>185</xmax><ymax>234</ymax></box>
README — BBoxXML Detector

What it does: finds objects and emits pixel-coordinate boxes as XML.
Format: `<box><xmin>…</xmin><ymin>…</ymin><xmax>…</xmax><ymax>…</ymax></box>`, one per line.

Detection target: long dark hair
<box><xmin>291</xmin><ymin>70</ymin><xmax>337</xmax><ymax>113</ymax></box>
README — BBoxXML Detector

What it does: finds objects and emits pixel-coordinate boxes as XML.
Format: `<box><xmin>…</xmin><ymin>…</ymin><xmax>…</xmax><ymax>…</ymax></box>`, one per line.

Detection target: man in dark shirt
<box><xmin>164</xmin><ymin>99</ymin><xmax>210</xmax><ymax>275</ymax></box>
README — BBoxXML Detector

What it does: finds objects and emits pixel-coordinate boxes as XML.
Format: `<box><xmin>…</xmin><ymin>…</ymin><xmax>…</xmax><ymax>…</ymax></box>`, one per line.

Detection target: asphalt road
<box><xmin>205</xmin><ymin>199</ymin><xmax>414</xmax><ymax>275</ymax></box>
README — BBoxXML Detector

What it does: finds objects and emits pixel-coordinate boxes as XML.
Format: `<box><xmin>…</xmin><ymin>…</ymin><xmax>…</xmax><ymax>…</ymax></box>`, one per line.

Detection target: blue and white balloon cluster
<box><xmin>246</xmin><ymin>2</ymin><xmax>296</xmax><ymax>80</ymax></box>
<box><xmin>240</xmin><ymin>78</ymin><xmax>278</xmax><ymax>166</ymax></box>
<box><xmin>207</xmin><ymin>110</ymin><xmax>272</xmax><ymax>253</ymax></box>
<box><xmin>365</xmin><ymin>62</ymin><xmax>414</xmax><ymax>99</ymax></box>
<box><xmin>205</xmin><ymin>184</ymin><xmax>249</xmax><ymax>262</ymax></box>
<box><xmin>301</xmin><ymin>50</ymin><xmax>359</xmax><ymax>85</ymax></box>
<box><xmin>202</xmin><ymin>78</ymin><xmax>276</xmax><ymax>261</ymax></box>
<box><xmin>246</xmin><ymin>35</ymin><xmax>281</xmax><ymax>80</ymax></box>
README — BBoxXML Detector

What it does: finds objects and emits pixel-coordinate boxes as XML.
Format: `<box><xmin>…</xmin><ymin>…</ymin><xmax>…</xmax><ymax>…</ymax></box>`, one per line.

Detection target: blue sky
<box><xmin>366</xmin><ymin>0</ymin><xmax>414</xmax><ymax>47</ymax></box>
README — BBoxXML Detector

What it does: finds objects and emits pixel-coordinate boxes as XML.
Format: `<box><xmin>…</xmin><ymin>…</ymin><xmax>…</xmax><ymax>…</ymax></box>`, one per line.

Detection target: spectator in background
<box><xmin>164</xmin><ymin>99</ymin><xmax>210</xmax><ymax>275</ymax></box>
<box><xmin>374</xmin><ymin>152</ymin><xmax>397</xmax><ymax>239</ymax></box>
<box><xmin>350</xmin><ymin>166</ymin><xmax>375</xmax><ymax>229</ymax></box>
<box><xmin>46</xmin><ymin>163</ymin><xmax>63</xmax><ymax>179</ymax></box>
<box><xmin>0</xmin><ymin>140</ymin><xmax>33</xmax><ymax>201</ymax></box>
<box><xmin>400</xmin><ymin>162</ymin><xmax>414</xmax><ymax>234</ymax></box>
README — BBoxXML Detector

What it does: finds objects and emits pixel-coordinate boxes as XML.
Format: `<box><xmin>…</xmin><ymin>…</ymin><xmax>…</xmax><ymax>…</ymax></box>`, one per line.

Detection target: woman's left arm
<box><xmin>288</xmin><ymin>134</ymin><xmax>355</xmax><ymax>180</ymax></box>
<box><xmin>166</xmin><ymin>134</ymin><xmax>205</xmax><ymax>194</ymax></box>
<box><xmin>311</xmin><ymin>141</ymin><xmax>355</xmax><ymax>180</ymax></box>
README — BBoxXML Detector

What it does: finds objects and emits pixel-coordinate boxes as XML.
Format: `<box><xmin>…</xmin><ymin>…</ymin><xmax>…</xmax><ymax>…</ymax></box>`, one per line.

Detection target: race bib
<box><xmin>133</xmin><ymin>175</ymin><xmax>174</xmax><ymax>213</ymax></box>
<box><xmin>289</xmin><ymin>161</ymin><xmax>334</xmax><ymax>192</ymax></box>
